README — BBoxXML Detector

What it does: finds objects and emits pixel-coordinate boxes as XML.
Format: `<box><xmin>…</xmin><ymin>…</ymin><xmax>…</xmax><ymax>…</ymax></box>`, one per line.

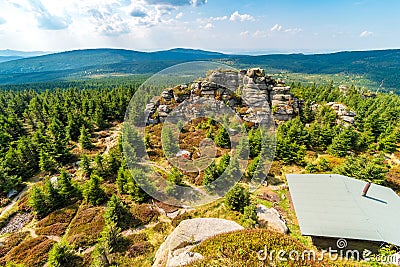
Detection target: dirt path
<box><xmin>0</xmin><ymin>186</ymin><xmax>29</xmax><ymax>218</ymax></box>
<box><xmin>103</xmin><ymin>124</ymin><xmax>122</xmax><ymax>155</ymax></box>
<box><xmin>0</xmin><ymin>176</ymin><xmax>42</xmax><ymax>218</ymax></box>
<box><xmin>25</xmin><ymin>227</ymin><xmax>38</xmax><ymax>238</ymax></box>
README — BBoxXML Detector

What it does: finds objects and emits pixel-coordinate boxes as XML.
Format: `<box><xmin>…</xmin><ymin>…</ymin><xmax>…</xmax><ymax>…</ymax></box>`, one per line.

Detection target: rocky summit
<box><xmin>145</xmin><ymin>68</ymin><xmax>299</xmax><ymax>126</ymax></box>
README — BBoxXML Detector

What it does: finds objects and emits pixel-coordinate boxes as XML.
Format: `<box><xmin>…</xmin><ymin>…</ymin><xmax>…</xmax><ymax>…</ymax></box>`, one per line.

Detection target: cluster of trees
<box><xmin>28</xmin><ymin>170</ymin><xmax>79</xmax><ymax>218</ymax></box>
<box><xmin>275</xmin><ymin>83</ymin><xmax>400</xmax><ymax>167</ymax></box>
<box><xmin>0</xmin><ymin>81</ymin><xmax>139</xmax><ymax>196</ymax></box>
<box><xmin>224</xmin><ymin>184</ymin><xmax>257</xmax><ymax>228</ymax></box>
<box><xmin>47</xmin><ymin>195</ymin><xmax>129</xmax><ymax>267</ymax></box>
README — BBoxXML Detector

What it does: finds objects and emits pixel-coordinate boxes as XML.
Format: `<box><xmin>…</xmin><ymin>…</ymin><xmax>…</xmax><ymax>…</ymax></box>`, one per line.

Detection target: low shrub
<box><xmin>131</xmin><ymin>204</ymin><xmax>158</xmax><ymax>225</ymax></box>
<box><xmin>171</xmin><ymin>212</ymin><xmax>192</xmax><ymax>227</ymax></box>
<box><xmin>189</xmin><ymin>229</ymin><xmax>325</xmax><ymax>266</ymax></box>
<box><xmin>126</xmin><ymin>241</ymin><xmax>153</xmax><ymax>258</ymax></box>
<box><xmin>0</xmin><ymin>232</ymin><xmax>28</xmax><ymax>258</ymax></box>
<box><xmin>2</xmin><ymin>236</ymin><xmax>54</xmax><ymax>267</ymax></box>
<box><xmin>66</xmin><ymin>205</ymin><xmax>105</xmax><ymax>248</ymax></box>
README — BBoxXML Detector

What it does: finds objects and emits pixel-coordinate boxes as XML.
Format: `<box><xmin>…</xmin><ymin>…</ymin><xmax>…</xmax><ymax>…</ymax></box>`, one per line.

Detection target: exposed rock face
<box><xmin>0</xmin><ymin>213</ymin><xmax>33</xmax><ymax>235</ymax></box>
<box><xmin>326</xmin><ymin>102</ymin><xmax>357</xmax><ymax>125</ymax></box>
<box><xmin>152</xmin><ymin>218</ymin><xmax>244</xmax><ymax>267</ymax></box>
<box><xmin>145</xmin><ymin>68</ymin><xmax>299</xmax><ymax>125</ymax></box>
<box><xmin>241</xmin><ymin>68</ymin><xmax>299</xmax><ymax>123</ymax></box>
<box><xmin>257</xmin><ymin>204</ymin><xmax>288</xmax><ymax>234</ymax></box>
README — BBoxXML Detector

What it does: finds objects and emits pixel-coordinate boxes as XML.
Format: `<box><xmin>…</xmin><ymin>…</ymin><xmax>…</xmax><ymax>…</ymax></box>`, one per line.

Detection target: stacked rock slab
<box><xmin>241</xmin><ymin>68</ymin><xmax>299</xmax><ymax>123</ymax></box>
<box><xmin>144</xmin><ymin>68</ymin><xmax>299</xmax><ymax>125</ymax></box>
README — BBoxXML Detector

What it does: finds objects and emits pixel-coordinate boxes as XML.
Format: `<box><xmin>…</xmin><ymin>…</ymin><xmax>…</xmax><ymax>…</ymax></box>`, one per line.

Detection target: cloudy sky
<box><xmin>0</xmin><ymin>0</ymin><xmax>399</xmax><ymax>54</ymax></box>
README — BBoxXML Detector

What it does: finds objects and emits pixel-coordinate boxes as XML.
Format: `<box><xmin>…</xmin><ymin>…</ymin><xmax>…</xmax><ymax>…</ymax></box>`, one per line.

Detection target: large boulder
<box><xmin>152</xmin><ymin>218</ymin><xmax>244</xmax><ymax>267</ymax></box>
<box><xmin>257</xmin><ymin>204</ymin><xmax>288</xmax><ymax>234</ymax></box>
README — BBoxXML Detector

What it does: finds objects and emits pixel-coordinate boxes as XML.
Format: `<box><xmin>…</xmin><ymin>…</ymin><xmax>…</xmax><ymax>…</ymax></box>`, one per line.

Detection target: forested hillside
<box><xmin>0</xmin><ymin>75</ymin><xmax>399</xmax><ymax>266</ymax></box>
<box><xmin>0</xmin><ymin>48</ymin><xmax>400</xmax><ymax>94</ymax></box>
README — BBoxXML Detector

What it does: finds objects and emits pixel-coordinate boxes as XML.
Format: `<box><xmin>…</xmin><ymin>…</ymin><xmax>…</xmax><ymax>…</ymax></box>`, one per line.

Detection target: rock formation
<box><xmin>256</xmin><ymin>204</ymin><xmax>288</xmax><ymax>234</ymax></box>
<box><xmin>144</xmin><ymin>68</ymin><xmax>299</xmax><ymax>126</ymax></box>
<box><xmin>152</xmin><ymin>218</ymin><xmax>243</xmax><ymax>267</ymax></box>
<box><xmin>326</xmin><ymin>102</ymin><xmax>357</xmax><ymax>125</ymax></box>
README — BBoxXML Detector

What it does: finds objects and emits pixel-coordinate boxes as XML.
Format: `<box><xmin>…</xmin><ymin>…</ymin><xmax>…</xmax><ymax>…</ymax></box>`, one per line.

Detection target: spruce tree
<box><xmin>58</xmin><ymin>170</ymin><xmax>77</xmax><ymax>200</ymax></box>
<box><xmin>39</xmin><ymin>149</ymin><xmax>57</xmax><ymax>173</ymax></box>
<box><xmin>217</xmin><ymin>153</ymin><xmax>230</xmax><ymax>175</ymax></box>
<box><xmin>202</xmin><ymin>161</ymin><xmax>217</xmax><ymax>186</ymax></box>
<box><xmin>80</xmin><ymin>154</ymin><xmax>92</xmax><ymax>177</ymax></box>
<box><xmin>48</xmin><ymin>241</ymin><xmax>76</xmax><ymax>267</ymax></box>
<box><xmin>44</xmin><ymin>179</ymin><xmax>61</xmax><ymax>210</ymax></box>
<box><xmin>224</xmin><ymin>184</ymin><xmax>250</xmax><ymax>213</ymax></box>
<box><xmin>214</xmin><ymin>126</ymin><xmax>230</xmax><ymax>148</ymax></box>
<box><xmin>79</xmin><ymin>125</ymin><xmax>94</xmax><ymax>150</ymax></box>
<box><xmin>162</xmin><ymin>127</ymin><xmax>179</xmax><ymax>157</ymax></box>
<box><xmin>28</xmin><ymin>185</ymin><xmax>47</xmax><ymax>218</ymax></box>
<box><xmin>104</xmin><ymin>195</ymin><xmax>127</xmax><ymax>228</ymax></box>
<box><xmin>83</xmin><ymin>174</ymin><xmax>107</xmax><ymax>205</ymax></box>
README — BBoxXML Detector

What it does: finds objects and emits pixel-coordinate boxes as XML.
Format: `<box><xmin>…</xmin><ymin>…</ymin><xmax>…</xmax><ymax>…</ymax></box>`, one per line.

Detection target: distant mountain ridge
<box><xmin>0</xmin><ymin>48</ymin><xmax>399</xmax><ymax>92</ymax></box>
<box><xmin>0</xmin><ymin>49</ymin><xmax>49</xmax><ymax>57</ymax></box>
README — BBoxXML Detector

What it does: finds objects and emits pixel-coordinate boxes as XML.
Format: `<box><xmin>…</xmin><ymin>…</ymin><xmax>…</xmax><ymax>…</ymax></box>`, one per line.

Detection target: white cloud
<box><xmin>0</xmin><ymin>17</ymin><xmax>6</xmax><ymax>25</ymax></box>
<box><xmin>200</xmin><ymin>22</ymin><xmax>213</xmax><ymax>29</ymax></box>
<box><xmin>229</xmin><ymin>11</ymin><xmax>254</xmax><ymax>22</ymax></box>
<box><xmin>360</xmin><ymin>30</ymin><xmax>373</xmax><ymax>37</ymax></box>
<box><xmin>18</xmin><ymin>0</ymin><xmax>72</xmax><ymax>30</ymax></box>
<box><xmin>240</xmin><ymin>31</ymin><xmax>249</xmax><ymax>37</ymax></box>
<box><xmin>210</xmin><ymin>15</ymin><xmax>227</xmax><ymax>21</ymax></box>
<box><xmin>253</xmin><ymin>30</ymin><xmax>268</xmax><ymax>38</ymax></box>
<box><xmin>145</xmin><ymin>0</ymin><xmax>207</xmax><ymax>7</ymax></box>
<box><xmin>175</xmin><ymin>12</ymin><xmax>183</xmax><ymax>19</ymax></box>
<box><xmin>284</xmin><ymin>28</ymin><xmax>303</xmax><ymax>34</ymax></box>
<box><xmin>88</xmin><ymin>5</ymin><xmax>130</xmax><ymax>35</ymax></box>
<box><xmin>270</xmin><ymin>24</ymin><xmax>282</xmax><ymax>32</ymax></box>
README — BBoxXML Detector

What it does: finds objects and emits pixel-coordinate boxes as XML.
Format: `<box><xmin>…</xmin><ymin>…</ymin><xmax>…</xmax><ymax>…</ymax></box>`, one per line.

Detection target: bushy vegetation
<box><xmin>189</xmin><ymin>229</ymin><xmax>329</xmax><ymax>266</ymax></box>
<box><xmin>224</xmin><ymin>184</ymin><xmax>250</xmax><ymax>213</ymax></box>
<box><xmin>0</xmin><ymin>82</ymin><xmax>138</xmax><ymax>197</ymax></box>
<box><xmin>1</xmin><ymin>73</ymin><xmax>400</xmax><ymax>267</ymax></box>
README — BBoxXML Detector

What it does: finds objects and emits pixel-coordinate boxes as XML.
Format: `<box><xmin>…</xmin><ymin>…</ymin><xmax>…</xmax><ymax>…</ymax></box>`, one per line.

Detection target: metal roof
<box><xmin>286</xmin><ymin>174</ymin><xmax>400</xmax><ymax>246</ymax></box>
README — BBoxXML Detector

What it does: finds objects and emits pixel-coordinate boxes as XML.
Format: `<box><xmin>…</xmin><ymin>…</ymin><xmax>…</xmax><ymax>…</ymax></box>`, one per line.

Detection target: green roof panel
<box><xmin>287</xmin><ymin>174</ymin><xmax>400</xmax><ymax>246</ymax></box>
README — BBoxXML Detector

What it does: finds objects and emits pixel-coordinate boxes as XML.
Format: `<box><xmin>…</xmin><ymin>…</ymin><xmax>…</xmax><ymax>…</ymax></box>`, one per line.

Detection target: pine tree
<box><xmin>202</xmin><ymin>161</ymin><xmax>217</xmax><ymax>186</ymax></box>
<box><xmin>48</xmin><ymin>241</ymin><xmax>76</xmax><ymax>267</ymax></box>
<box><xmin>80</xmin><ymin>154</ymin><xmax>92</xmax><ymax>177</ymax></box>
<box><xmin>378</xmin><ymin>133</ymin><xmax>397</xmax><ymax>153</ymax></box>
<box><xmin>47</xmin><ymin>117</ymin><xmax>70</xmax><ymax>162</ymax></box>
<box><xmin>125</xmin><ymin>167</ymin><xmax>151</xmax><ymax>203</ymax></box>
<box><xmin>248</xmin><ymin>128</ymin><xmax>261</xmax><ymax>157</ymax></box>
<box><xmin>167</xmin><ymin>167</ymin><xmax>183</xmax><ymax>185</ymax></box>
<box><xmin>101</xmin><ymin>220</ymin><xmax>122</xmax><ymax>251</ymax></box>
<box><xmin>242</xmin><ymin>204</ymin><xmax>258</xmax><ymax>228</ymax></box>
<box><xmin>214</xmin><ymin>126</ymin><xmax>230</xmax><ymax>148</ymax></box>
<box><xmin>39</xmin><ymin>149</ymin><xmax>57</xmax><ymax>173</ymax></box>
<box><xmin>94</xmin><ymin>106</ymin><xmax>107</xmax><ymax>130</ymax></box>
<box><xmin>162</xmin><ymin>127</ymin><xmax>179</xmax><ymax>158</ymax></box>
<box><xmin>217</xmin><ymin>153</ymin><xmax>230</xmax><ymax>176</ymax></box>
<box><xmin>247</xmin><ymin>156</ymin><xmax>260</xmax><ymax>179</ymax></box>
<box><xmin>44</xmin><ymin>179</ymin><xmax>61</xmax><ymax>210</ymax></box>
<box><xmin>58</xmin><ymin>170</ymin><xmax>77</xmax><ymax>200</ymax></box>
<box><xmin>300</xmin><ymin>100</ymin><xmax>314</xmax><ymax>123</ymax></box>
<box><xmin>225</xmin><ymin>184</ymin><xmax>250</xmax><ymax>213</ymax></box>
<box><xmin>79</xmin><ymin>125</ymin><xmax>93</xmax><ymax>150</ymax></box>
<box><xmin>327</xmin><ymin>127</ymin><xmax>357</xmax><ymax>157</ymax></box>
<box><xmin>83</xmin><ymin>175</ymin><xmax>107</xmax><ymax>205</ymax></box>
<box><xmin>116</xmin><ymin>166</ymin><xmax>127</xmax><ymax>194</ymax></box>
<box><xmin>104</xmin><ymin>195</ymin><xmax>127</xmax><ymax>228</ymax></box>
<box><xmin>28</xmin><ymin>185</ymin><xmax>47</xmax><ymax>218</ymax></box>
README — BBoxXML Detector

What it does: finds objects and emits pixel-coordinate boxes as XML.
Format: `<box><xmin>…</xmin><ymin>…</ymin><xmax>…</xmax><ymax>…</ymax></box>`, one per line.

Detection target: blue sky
<box><xmin>0</xmin><ymin>0</ymin><xmax>399</xmax><ymax>53</ymax></box>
